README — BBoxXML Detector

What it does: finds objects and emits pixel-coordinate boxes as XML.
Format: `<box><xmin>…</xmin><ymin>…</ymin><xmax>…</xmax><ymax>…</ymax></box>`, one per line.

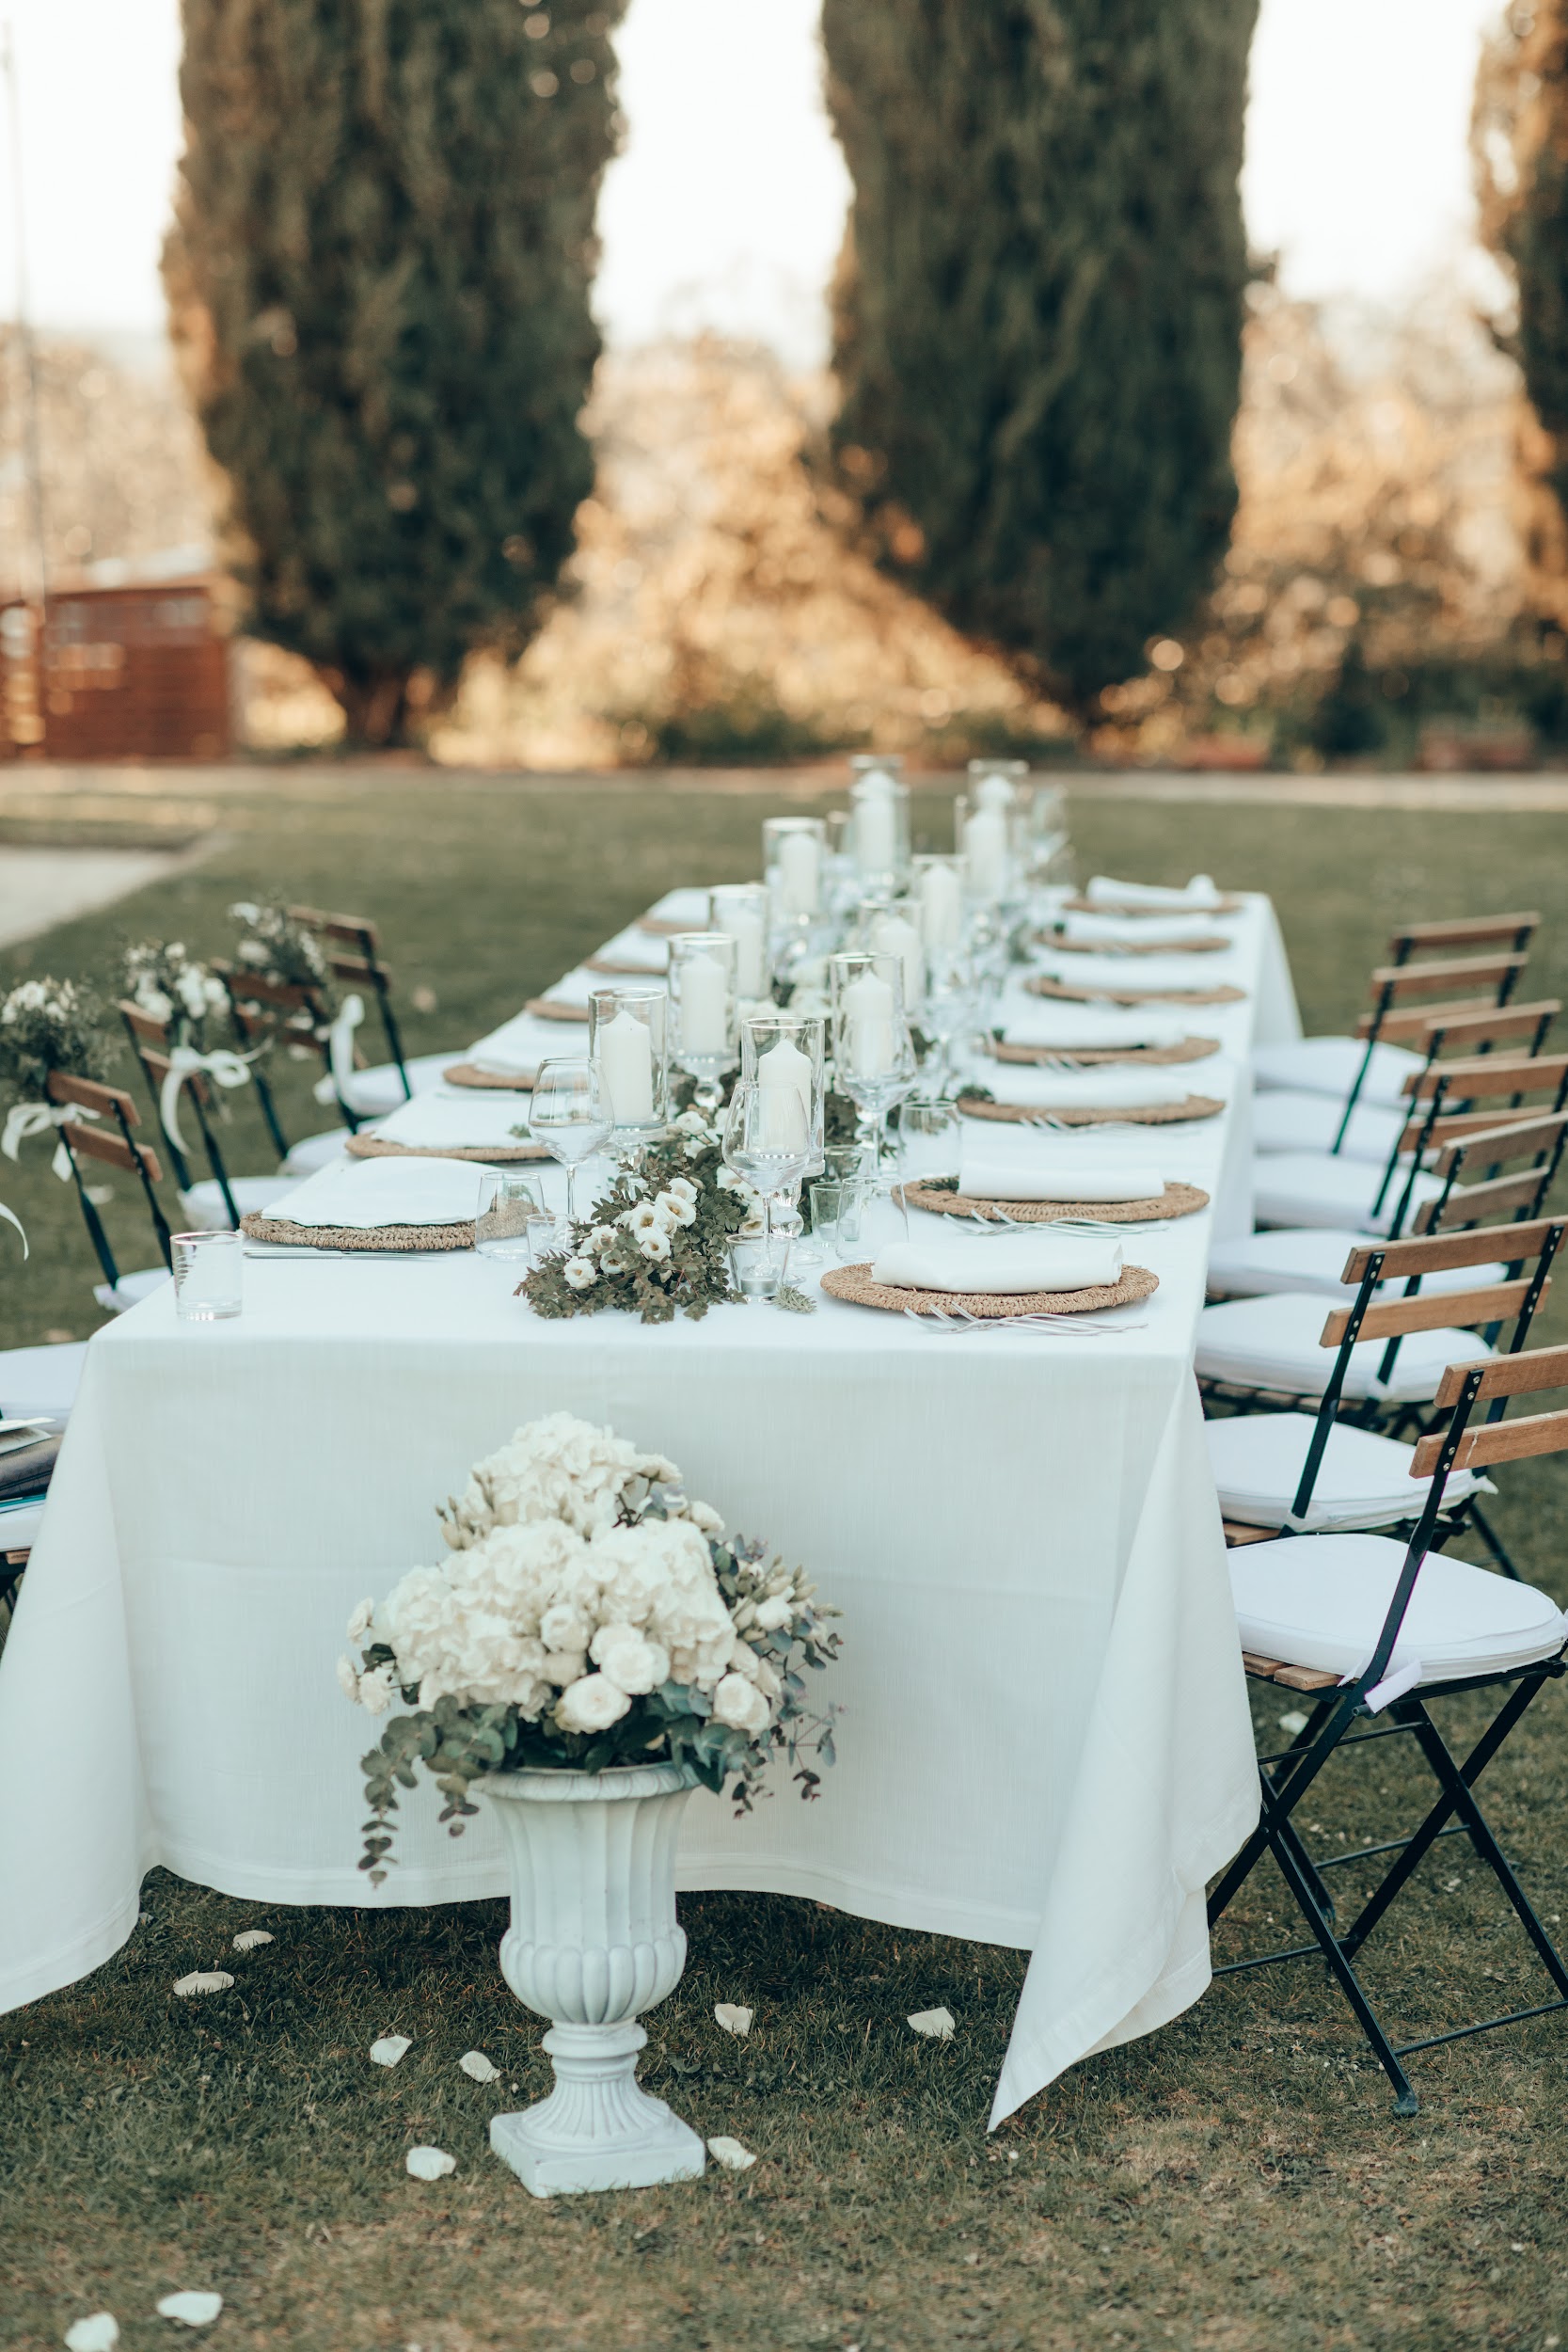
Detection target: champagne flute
<box><xmin>527</xmin><ymin>1056</ymin><xmax>612</xmax><ymax>1231</ymax></box>
<box><xmin>722</xmin><ymin>1078</ymin><xmax>812</xmax><ymax>1275</ymax></box>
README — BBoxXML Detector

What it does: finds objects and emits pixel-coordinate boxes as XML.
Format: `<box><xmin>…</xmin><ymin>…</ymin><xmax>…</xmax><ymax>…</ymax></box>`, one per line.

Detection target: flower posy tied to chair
<box><xmin>0</xmin><ymin>977</ymin><xmax>114</xmax><ymax>1175</ymax></box>
<box><xmin>124</xmin><ymin>940</ymin><xmax>254</xmax><ymax>1153</ymax></box>
<box><xmin>341</xmin><ymin>1410</ymin><xmax>840</xmax><ymax>1878</ymax></box>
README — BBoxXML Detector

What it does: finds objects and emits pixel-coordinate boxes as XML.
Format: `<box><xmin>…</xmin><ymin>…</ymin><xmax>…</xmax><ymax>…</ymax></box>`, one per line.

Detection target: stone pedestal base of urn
<box><xmin>484</xmin><ymin>1761</ymin><xmax>706</xmax><ymax>2197</ymax></box>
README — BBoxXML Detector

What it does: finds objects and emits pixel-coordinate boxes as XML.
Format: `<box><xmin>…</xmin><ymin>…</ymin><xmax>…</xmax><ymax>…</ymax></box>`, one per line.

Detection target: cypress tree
<box><xmin>166</xmin><ymin>0</ymin><xmax>625</xmax><ymax>747</ymax></box>
<box><xmin>821</xmin><ymin>0</ymin><xmax>1258</xmax><ymax>713</ymax></box>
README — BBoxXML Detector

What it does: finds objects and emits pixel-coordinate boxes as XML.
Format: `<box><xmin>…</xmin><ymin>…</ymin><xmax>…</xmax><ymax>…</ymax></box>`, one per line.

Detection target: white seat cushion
<box><xmin>1232</xmin><ymin>1533</ymin><xmax>1565</xmax><ymax>1683</ymax></box>
<box><xmin>1252</xmin><ymin>1036</ymin><xmax>1427</xmax><ymax>1105</ymax></box>
<box><xmin>1206</xmin><ymin>1410</ymin><xmax>1483</xmax><ymax>1532</ymax></box>
<box><xmin>1253</xmin><ymin>1152</ymin><xmax>1447</xmax><ymax>1234</ymax></box>
<box><xmin>93</xmin><ymin>1267</ymin><xmax>174</xmax><ymax>1314</ymax></box>
<box><xmin>1251</xmin><ymin>1090</ymin><xmax>1405</xmax><ymax>1165</ymax></box>
<box><xmin>282</xmin><ymin>1128</ymin><xmax>356</xmax><ymax>1177</ymax></box>
<box><xmin>0</xmin><ymin>1496</ymin><xmax>46</xmax><ymax>1553</ymax></box>
<box><xmin>320</xmin><ymin>1052</ymin><xmax>458</xmax><ymax>1119</ymax></box>
<box><xmin>1207</xmin><ymin>1228</ymin><xmax>1508</xmax><ymax>1301</ymax></box>
<box><xmin>1196</xmin><ymin>1291</ymin><xmax>1495</xmax><ymax>1403</ymax></box>
<box><xmin>178</xmin><ymin>1174</ymin><xmax>307</xmax><ymax>1232</ymax></box>
<box><xmin>0</xmin><ymin>1341</ymin><xmax>88</xmax><ymax>1414</ymax></box>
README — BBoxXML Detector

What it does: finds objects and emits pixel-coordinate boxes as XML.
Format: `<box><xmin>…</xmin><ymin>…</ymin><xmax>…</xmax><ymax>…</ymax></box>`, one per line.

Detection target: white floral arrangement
<box><xmin>123</xmin><ymin>941</ymin><xmax>230</xmax><ymax>1050</ymax></box>
<box><xmin>0</xmin><ymin>976</ymin><xmax>113</xmax><ymax>1105</ymax></box>
<box><xmin>343</xmin><ymin>1411</ymin><xmax>840</xmax><ymax>1883</ymax></box>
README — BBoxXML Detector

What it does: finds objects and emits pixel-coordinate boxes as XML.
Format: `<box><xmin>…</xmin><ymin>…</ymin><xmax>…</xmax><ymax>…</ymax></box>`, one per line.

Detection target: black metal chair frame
<box><xmin>119</xmin><ymin>1003</ymin><xmax>244</xmax><ymax>1231</ymax></box>
<box><xmin>1209</xmin><ymin>1352</ymin><xmax>1568</xmax><ymax>2114</ymax></box>
<box><xmin>288</xmin><ymin>905</ymin><xmax>413</xmax><ymax>1104</ymax></box>
<box><xmin>1329</xmin><ymin>926</ymin><xmax>1537</xmax><ymax>1152</ymax></box>
<box><xmin>44</xmin><ymin>1073</ymin><xmax>173</xmax><ymax>1295</ymax></box>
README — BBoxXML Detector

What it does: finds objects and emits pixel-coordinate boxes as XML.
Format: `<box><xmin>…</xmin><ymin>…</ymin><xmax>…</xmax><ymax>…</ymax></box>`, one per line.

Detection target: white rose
<box><xmin>623</xmin><ymin>1202</ymin><xmax>662</xmax><ymax>1236</ymax></box>
<box><xmin>673</xmin><ymin>1108</ymin><xmax>709</xmax><ymax>1136</ymax></box>
<box><xmin>590</xmin><ymin>1624</ymin><xmax>671</xmax><ymax>1696</ymax></box>
<box><xmin>541</xmin><ymin>1649</ymin><xmax>587</xmax><ymax>1685</ymax></box>
<box><xmin>752</xmin><ymin>1596</ymin><xmax>792</xmax><ymax>1632</ymax></box>
<box><xmin>336</xmin><ymin>1654</ymin><xmax>360</xmax><ymax>1703</ymax></box>
<box><xmin>562</xmin><ymin>1256</ymin><xmax>598</xmax><ymax>1291</ymax></box>
<box><xmin>639</xmin><ymin>1231</ymin><xmax>673</xmax><ymax>1264</ymax></box>
<box><xmin>657</xmin><ymin>1189</ymin><xmax>696</xmax><ymax>1227</ymax></box>
<box><xmin>589</xmin><ymin>1225</ymin><xmax>618</xmax><ymax>1252</ymax></box>
<box><xmin>712</xmin><ymin>1672</ymin><xmax>771</xmax><ymax>1736</ymax></box>
<box><xmin>357</xmin><ymin>1663</ymin><xmax>398</xmax><ymax>1716</ymax></box>
<box><xmin>555</xmin><ymin>1673</ymin><xmax>633</xmax><ymax>1734</ymax></box>
<box><xmin>666</xmin><ymin>1178</ymin><xmax>699</xmax><ymax>1207</ymax></box>
<box><xmin>687</xmin><ymin>1501</ymin><xmax>724</xmax><ymax>1534</ymax></box>
<box><xmin>346</xmin><ymin>1597</ymin><xmax>375</xmax><ymax>1642</ymax></box>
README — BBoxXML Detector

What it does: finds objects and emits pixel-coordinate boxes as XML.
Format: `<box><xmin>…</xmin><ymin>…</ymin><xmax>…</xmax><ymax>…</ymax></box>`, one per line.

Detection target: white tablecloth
<box><xmin>0</xmin><ymin>891</ymin><xmax>1299</xmax><ymax>2127</ymax></box>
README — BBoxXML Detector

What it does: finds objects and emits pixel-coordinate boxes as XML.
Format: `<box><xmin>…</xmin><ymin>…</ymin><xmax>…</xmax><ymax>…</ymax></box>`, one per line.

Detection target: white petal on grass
<box><xmin>405</xmin><ymin>2145</ymin><xmax>457</xmax><ymax>2181</ymax></box>
<box><xmin>172</xmin><ymin>1972</ymin><xmax>233</xmax><ymax>1998</ymax></box>
<box><xmin>370</xmin><ymin>2035</ymin><xmax>412</xmax><ymax>2067</ymax></box>
<box><xmin>713</xmin><ymin>2003</ymin><xmax>753</xmax><ymax>2038</ymax></box>
<box><xmin>155</xmin><ymin>2292</ymin><xmax>223</xmax><ymax>2326</ymax></box>
<box><xmin>1277</xmin><ymin>1709</ymin><xmax>1310</xmax><ymax>1738</ymax></box>
<box><xmin>907</xmin><ymin>2007</ymin><xmax>956</xmax><ymax>2041</ymax></box>
<box><xmin>64</xmin><ymin>2318</ymin><xmax>119</xmax><ymax>2352</ymax></box>
<box><xmin>231</xmin><ymin>1930</ymin><xmax>274</xmax><ymax>1952</ymax></box>
<box><xmin>458</xmin><ymin>2050</ymin><xmax>499</xmax><ymax>2084</ymax></box>
<box><xmin>706</xmin><ymin>2135</ymin><xmax>757</xmax><ymax>2171</ymax></box>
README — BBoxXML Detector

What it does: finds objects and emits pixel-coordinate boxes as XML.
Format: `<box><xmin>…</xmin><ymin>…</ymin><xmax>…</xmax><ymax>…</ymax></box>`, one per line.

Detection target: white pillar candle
<box><xmin>871</xmin><ymin>913</ymin><xmax>924</xmax><ymax>1018</ymax></box>
<box><xmin>757</xmin><ymin>1035</ymin><xmax>813</xmax><ymax>1148</ymax></box>
<box><xmin>596</xmin><ymin>1009</ymin><xmax>654</xmax><ymax>1123</ymax></box>
<box><xmin>919</xmin><ymin>860</ymin><xmax>962</xmax><ymax>952</ymax></box>
<box><xmin>964</xmin><ymin>808</ymin><xmax>1009</xmax><ymax>901</ymax></box>
<box><xmin>678</xmin><ymin>953</ymin><xmax>729</xmax><ymax>1057</ymax></box>
<box><xmin>775</xmin><ymin>829</ymin><xmax>820</xmax><ymax>916</ymax></box>
<box><xmin>713</xmin><ymin>902</ymin><xmax>767</xmax><ymax>997</ymax></box>
<box><xmin>974</xmin><ymin>771</ymin><xmax>1016</xmax><ymax>813</ymax></box>
<box><xmin>854</xmin><ymin>792</ymin><xmax>898</xmax><ymax>877</ymax></box>
<box><xmin>841</xmin><ymin>969</ymin><xmax>896</xmax><ymax>1077</ymax></box>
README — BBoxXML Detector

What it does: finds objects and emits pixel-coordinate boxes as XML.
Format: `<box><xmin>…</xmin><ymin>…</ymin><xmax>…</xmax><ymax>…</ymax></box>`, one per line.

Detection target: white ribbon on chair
<box><xmin>0</xmin><ymin>1101</ymin><xmax>98</xmax><ymax>1183</ymax></box>
<box><xmin>0</xmin><ymin>1198</ymin><xmax>25</xmax><ymax>1256</ymax></box>
<box><xmin>158</xmin><ymin>1045</ymin><xmax>256</xmax><ymax>1160</ymax></box>
<box><xmin>311</xmin><ymin>993</ymin><xmax>365</xmax><ymax>1106</ymax></box>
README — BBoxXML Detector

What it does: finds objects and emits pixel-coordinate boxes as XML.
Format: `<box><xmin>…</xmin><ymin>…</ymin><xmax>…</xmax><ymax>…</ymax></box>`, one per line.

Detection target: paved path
<box><xmin>0</xmin><ymin>846</ymin><xmax>198</xmax><ymax>951</ymax></box>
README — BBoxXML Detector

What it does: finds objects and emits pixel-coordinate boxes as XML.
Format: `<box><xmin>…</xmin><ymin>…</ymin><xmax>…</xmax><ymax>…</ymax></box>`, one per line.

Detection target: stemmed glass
<box><xmin>741</xmin><ymin>1010</ymin><xmax>827</xmax><ymax>1269</ymax></box>
<box><xmin>828</xmin><ymin>950</ymin><xmax>917</xmax><ymax>1222</ymax></box>
<box><xmin>722</xmin><ymin>1078</ymin><xmax>813</xmax><ymax>1281</ymax></box>
<box><xmin>527</xmin><ymin>1057</ymin><xmax>612</xmax><ymax>1232</ymax></box>
<box><xmin>921</xmin><ymin>946</ymin><xmax>981</xmax><ymax>1093</ymax></box>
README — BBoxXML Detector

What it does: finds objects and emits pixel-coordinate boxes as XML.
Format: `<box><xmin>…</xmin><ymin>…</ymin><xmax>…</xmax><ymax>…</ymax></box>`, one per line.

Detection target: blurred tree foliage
<box><xmin>166</xmin><ymin>0</ymin><xmax>625</xmax><ymax>747</ymax></box>
<box><xmin>820</xmin><ymin>0</ymin><xmax>1258</xmax><ymax>716</ymax></box>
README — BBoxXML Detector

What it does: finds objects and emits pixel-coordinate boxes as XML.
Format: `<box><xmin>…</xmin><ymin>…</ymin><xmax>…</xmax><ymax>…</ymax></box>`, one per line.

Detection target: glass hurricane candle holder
<box><xmin>588</xmin><ymin>986</ymin><xmax>670</xmax><ymax>1159</ymax></box>
<box><xmin>722</xmin><ymin>1080</ymin><xmax>810</xmax><ymax>1287</ymax></box>
<box><xmin>763</xmin><ymin>816</ymin><xmax>826</xmax><ymax>921</ymax></box>
<box><xmin>708</xmin><ymin>883</ymin><xmax>771</xmax><ymax>1003</ymax></box>
<box><xmin>913</xmin><ymin>853</ymin><xmax>966</xmax><ymax>956</ymax></box>
<box><xmin>967</xmin><ymin>755</ymin><xmax>1029</xmax><ymax>813</ymax></box>
<box><xmin>827</xmin><ymin>950</ymin><xmax>917</xmax><ymax>1217</ymax></box>
<box><xmin>666</xmin><ymin>930</ymin><xmax>737</xmax><ymax>1113</ymax></box>
<box><xmin>740</xmin><ymin>1009</ymin><xmax>827</xmax><ymax>1263</ymax></box>
<box><xmin>849</xmin><ymin>764</ymin><xmax>911</xmax><ymax>889</ymax></box>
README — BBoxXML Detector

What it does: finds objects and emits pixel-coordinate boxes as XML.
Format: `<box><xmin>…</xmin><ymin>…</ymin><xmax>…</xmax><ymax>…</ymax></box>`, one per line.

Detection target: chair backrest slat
<box><xmin>327</xmin><ymin>954</ymin><xmax>389</xmax><ymax>987</ymax></box>
<box><xmin>1361</xmin><ymin>993</ymin><xmax>1501</xmax><ymax>1041</ymax></box>
<box><xmin>1413</xmin><ymin>1406</ymin><xmax>1568</xmax><ymax>1475</ymax></box>
<box><xmin>45</xmin><ymin>1071</ymin><xmax>139</xmax><ymax>1121</ymax></box>
<box><xmin>1407</xmin><ymin>1050</ymin><xmax>1568</xmax><ymax>1101</ymax></box>
<box><xmin>1411</xmin><ymin>999</ymin><xmax>1560</xmax><ymax>1056</ymax></box>
<box><xmin>61</xmin><ymin>1119</ymin><xmax>163</xmax><ymax>1182</ymax></box>
<box><xmin>1418</xmin><ymin>1166</ymin><xmax>1560</xmax><ymax>1229</ymax></box>
<box><xmin>1321</xmin><ymin>1275</ymin><xmax>1539</xmax><ymax>1349</ymax></box>
<box><xmin>1430</xmin><ymin>1109</ymin><xmax>1568</xmax><ymax>1177</ymax></box>
<box><xmin>1340</xmin><ymin>1215</ymin><xmax>1563</xmax><ymax>1284</ymax></box>
<box><xmin>1388</xmin><ymin>913</ymin><xmax>1539</xmax><ymax>955</ymax></box>
<box><xmin>288</xmin><ymin>904</ymin><xmax>380</xmax><ymax>953</ymax></box>
<box><xmin>1368</xmin><ymin>952</ymin><xmax>1528</xmax><ymax>1001</ymax></box>
<box><xmin>1431</xmin><ymin>1341</ymin><xmax>1568</xmax><ymax>1408</ymax></box>
<box><xmin>1398</xmin><ymin>1104</ymin><xmax>1563</xmax><ymax>1154</ymax></box>
<box><xmin>215</xmin><ymin>961</ymin><xmax>322</xmax><ymax>1016</ymax></box>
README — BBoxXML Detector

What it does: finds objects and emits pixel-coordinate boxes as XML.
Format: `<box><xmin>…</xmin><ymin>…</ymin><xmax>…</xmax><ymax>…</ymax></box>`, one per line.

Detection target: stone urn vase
<box><xmin>483</xmin><ymin>1760</ymin><xmax>706</xmax><ymax>2196</ymax></box>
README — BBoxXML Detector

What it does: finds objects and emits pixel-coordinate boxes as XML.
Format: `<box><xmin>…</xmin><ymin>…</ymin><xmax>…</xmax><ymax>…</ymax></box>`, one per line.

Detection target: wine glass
<box><xmin>922</xmin><ymin>945</ymin><xmax>981</xmax><ymax>1093</ymax></box>
<box><xmin>527</xmin><ymin>1057</ymin><xmax>612</xmax><ymax>1231</ymax></box>
<box><xmin>722</xmin><ymin>1078</ymin><xmax>812</xmax><ymax>1278</ymax></box>
<box><xmin>828</xmin><ymin>950</ymin><xmax>917</xmax><ymax>1226</ymax></box>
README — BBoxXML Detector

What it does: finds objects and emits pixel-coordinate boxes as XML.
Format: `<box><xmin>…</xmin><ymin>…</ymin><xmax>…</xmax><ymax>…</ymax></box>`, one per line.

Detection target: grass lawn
<box><xmin>4</xmin><ymin>769</ymin><xmax>1568</xmax><ymax>2351</ymax></box>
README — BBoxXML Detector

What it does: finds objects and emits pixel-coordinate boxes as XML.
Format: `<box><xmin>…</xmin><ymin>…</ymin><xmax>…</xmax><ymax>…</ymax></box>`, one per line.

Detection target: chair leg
<box><xmin>1267</xmin><ymin>1811</ymin><xmax>1419</xmax><ymax>2113</ymax></box>
<box><xmin>1209</xmin><ymin>1692</ymin><xmax>1358</xmax><ymax>1928</ymax></box>
<box><xmin>1402</xmin><ymin>1697</ymin><xmax>1568</xmax><ymax>1995</ymax></box>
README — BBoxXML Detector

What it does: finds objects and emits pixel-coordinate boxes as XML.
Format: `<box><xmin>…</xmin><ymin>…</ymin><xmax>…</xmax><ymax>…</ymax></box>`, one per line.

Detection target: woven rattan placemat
<box><xmin>240</xmin><ymin>1212</ymin><xmax>473</xmax><ymax>1252</ymax></box>
<box><xmin>523</xmin><ymin>998</ymin><xmax>590</xmax><ymax>1023</ymax></box>
<box><xmin>990</xmin><ymin>1035</ymin><xmax>1219</xmax><ymax>1067</ymax></box>
<box><xmin>1061</xmin><ymin>894</ymin><xmax>1243</xmax><ymax>917</ymax></box>
<box><xmin>345</xmin><ymin>1135</ymin><xmax>548</xmax><ymax>1165</ymax></box>
<box><xmin>957</xmin><ymin>1091</ymin><xmax>1225</xmax><ymax>1126</ymax></box>
<box><xmin>637</xmin><ymin>916</ymin><xmax>692</xmax><ymax>937</ymax></box>
<box><xmin>586</xmin><ymin>956</ymin><xmax>668</xmax><ymax>977</ymax></box>
<box><xmin>820</xmin><ymin>1262</ymin><xmax>1159</xmax><ymax>1317</ymax></box>
<box><xmin>1026</xmin><ymin>975</ymin><xmax>1247</xmax><ymax>1008</ymax></box>
<box><xmin>442</xmin><ymin>1062</ymin><xmax>536</xmax><ymax>1091</ymax></box>
<box><xmin>1043</xmin><ymin>932</ymin><xmax>1233</xmax><ymax>956</ymax></box>
<box><xmin>898</xmin><ymin>1179</ymin><xmax>1210</xmax><ymax>1223</ymax></box>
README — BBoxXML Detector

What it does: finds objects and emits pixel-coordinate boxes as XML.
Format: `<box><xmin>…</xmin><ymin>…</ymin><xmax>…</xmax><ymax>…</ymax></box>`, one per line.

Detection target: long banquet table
<box><xmin>0</xmin><ymin>891</ymin><xmax>1299</xmax><ymax>2126</ymax></box>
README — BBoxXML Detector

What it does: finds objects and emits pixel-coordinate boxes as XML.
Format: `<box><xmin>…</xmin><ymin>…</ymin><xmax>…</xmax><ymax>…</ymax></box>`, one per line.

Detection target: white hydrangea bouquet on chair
<box><xmin>339</xmin><ymin>1410</ymin><xmax>840</xmax><ymax>2196</ymax></box>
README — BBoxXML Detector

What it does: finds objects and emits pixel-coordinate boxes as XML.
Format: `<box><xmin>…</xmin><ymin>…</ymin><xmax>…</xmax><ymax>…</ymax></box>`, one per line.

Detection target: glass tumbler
<box><xmin>807</xmin><ymin>1179</ymin><xmax>865</xmax><ymax>1263</ymax></box>
<box><xmin>172</xmin><ymin>1230</ymin><xmax>243</xmax><ymax>1322</ymax></box>
<box><xmin>475</xmin><ymin>1170</ymin><xmax>546</xmax><ymax>1261</ymax></box>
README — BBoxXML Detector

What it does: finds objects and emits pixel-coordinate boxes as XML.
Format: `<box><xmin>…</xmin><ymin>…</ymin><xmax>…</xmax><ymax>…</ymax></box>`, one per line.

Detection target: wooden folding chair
<box><xmin>1211</xmin><ymin>1341</ymin><xmax>1568</xmax><ymax>2114</ymax></box>
<box><xmin>287</xmin><ymin>905</ymin><xmax>412</xmax><ymax>1101</ymax></box>
<box><xmin>1206</xmin><ymin>1218</ymin><xmax>1563</xmax><ymax>1545</ymax></box>
<box><xmin>215</xmin><ymin>961</ymin><xmax>363</xmax><ymax>1141</ymax></box>
<box><xmin>43</xmin><ymin>1072</ymin><xmax>172</xmax><ymax>1306</ymax></box>
<box><xmin>1380</xmin><ymin>1051</ymin><xmax>1568</xmax><ymax>1239</ymax></box>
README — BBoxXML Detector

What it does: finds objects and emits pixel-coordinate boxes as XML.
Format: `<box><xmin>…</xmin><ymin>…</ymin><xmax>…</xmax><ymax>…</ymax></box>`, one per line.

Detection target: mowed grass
<box><xmin>4</xmin><ymin>771</ymin><xmax>1568</xmax><ymax>2352</ymax></box>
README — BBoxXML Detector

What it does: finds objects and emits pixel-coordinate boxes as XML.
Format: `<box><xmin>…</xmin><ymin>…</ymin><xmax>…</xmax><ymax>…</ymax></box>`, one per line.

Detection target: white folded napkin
<box><xmin>976</xmin><ymin>1063</ymin><xmax>1198</xmax><ymax>1111</ymax></box>
<box><xmin>464</xmin><ymin>1009</ymin><xmax>581</xmax><ymax>1076</ymax></box>
<box><xmin>957</xmin><ymin>1142</ymin><xmax>1164</xmax><ymax>1201</ymax></box>
<box><xmin>376</xmin><ymin>1093</ymin><xmax>532</xmax><ymax>1150</ymax></box>
<box><xmin>1000</xmin><ymin>1006</ymin><xmax>1188</xmax><ymax>1050</ymax></box>
<box><xmin>642</xmin><ymin>887</ymin><xmax>715</xmax><ymax>927</ymax></box>
<box><xmin>1033</xmin><ymin>952</ymin><xmax>1241</xmax><ymax>993</ymax></box>
<box><xmin>872</xmin><ymin>1234</ymin><xmax>1123</xmax><ymax>1294</ymax></box>
<box><xmin>591</xmin><ymin>925</ymin><xmax>671</xmax><ymax>973</ymax></box>
<box><xmin>546</xmin><ymin>966</ymin><xmax>668</xmax><ymax>1011</ymax></box>
<box><xmin>1085</xmin><ymin>873</ymin><xmax>1223</xmax><ymax>907</ymax></box>
<box><xmin>264</xmin><ymin>1153</ymin><xmax>492</xmax><ymax>1229</ymax></box>
<box><xmin>1060</xmin><ymin>910</ymin><xmax>1233</xmax><ymax>948</ymax></box>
